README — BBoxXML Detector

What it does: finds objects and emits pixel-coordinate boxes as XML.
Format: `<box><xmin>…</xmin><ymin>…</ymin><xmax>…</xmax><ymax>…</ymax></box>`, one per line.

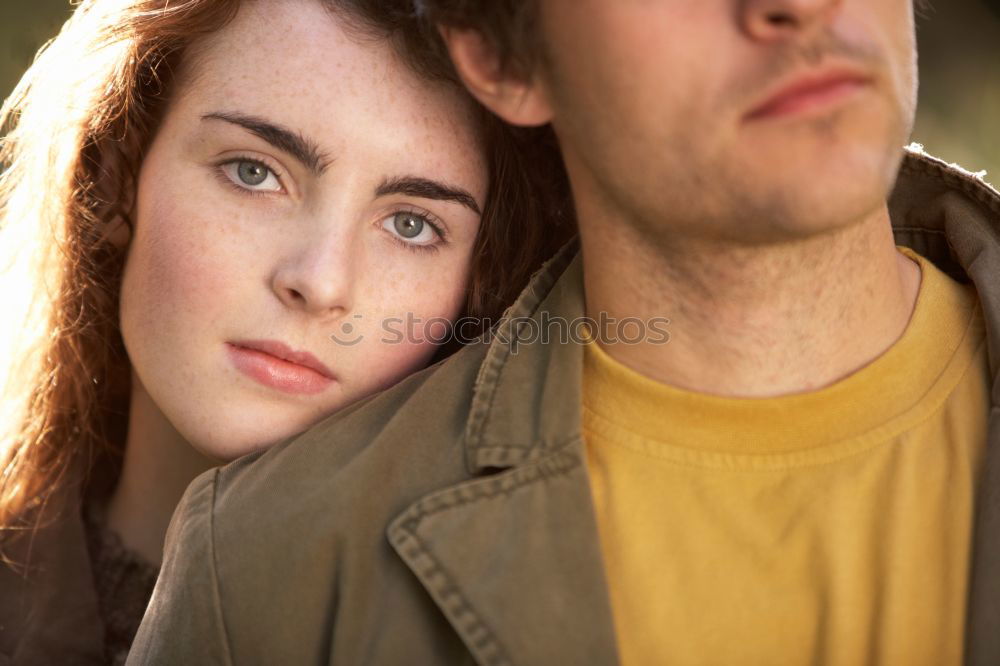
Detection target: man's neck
<box><xmin>105</xmin><ymin>375</ymin><xmax>217</xmax><ymax>566</ymax></box>
<box><xmin>579</xmin><ymin>204</ymin><xmax>922</xmax><ymax>398</ymax></box>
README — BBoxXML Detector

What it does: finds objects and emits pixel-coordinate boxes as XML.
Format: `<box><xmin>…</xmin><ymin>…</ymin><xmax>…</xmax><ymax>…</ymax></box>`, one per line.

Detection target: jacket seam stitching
<box><xmin>208</xmin><ymin>470</ymin><xmax>237</xmax><ymax>666</ymax></box>
<box><xmin>388</xmin><ymin>451</ymin><xmax>583</xmax><ymax>665</ymax></box>
<box><xmin>391</xmin><ymin>528</ymin><xmax>512</xmax><ymax>666</ymax></box>
<box><xmin>901</xmin><ymin>154</ymin><xmax>1000</xmax><ymax>218</ymax></box>
<box><xmin>474</xmin><ymin>300</ymin><xmax>552</xmax><ymax>456</ymax></box>
<box><xmin>400</xmin><ymin>449</ymin><xmax>581</xmax><ymax>525</ymax></box>
<box><xmin>473</xmin><ymin>433</ymin><xmax>583</xmax><ymax>461</ymax></box>
<box><xmin>464</xmin><ymin>241</ymin><xmax>579</xmax><ymax>463</ymax></box>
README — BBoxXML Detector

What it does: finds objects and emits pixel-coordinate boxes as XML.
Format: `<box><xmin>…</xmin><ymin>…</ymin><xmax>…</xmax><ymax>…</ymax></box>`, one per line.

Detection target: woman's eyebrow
<box><xmin>201</xmin><ymin>111</ymin><xmax>333</xmax><ymax>175</ymax></box>
<box><xmin>376</xmin><ymin>176</ymin><xmax>482</xmax><ymax>216</ymax></box>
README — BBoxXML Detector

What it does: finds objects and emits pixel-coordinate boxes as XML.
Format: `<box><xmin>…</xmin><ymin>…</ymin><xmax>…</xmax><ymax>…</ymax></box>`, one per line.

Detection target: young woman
<box><xmin>0</xmin><ymin>0</ymin><xmax>572</xmax><ymax>663</ymax></box>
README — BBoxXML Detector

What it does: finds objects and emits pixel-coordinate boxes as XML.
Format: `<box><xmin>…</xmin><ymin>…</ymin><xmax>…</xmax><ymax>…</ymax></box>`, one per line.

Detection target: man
<box><xmin>130</xmin><ymin>0</ymin><xmax>1000</xmax><ymax>664</ymax></box>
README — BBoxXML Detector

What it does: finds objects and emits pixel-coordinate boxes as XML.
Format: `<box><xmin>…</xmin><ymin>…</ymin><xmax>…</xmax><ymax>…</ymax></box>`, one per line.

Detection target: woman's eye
<box><xmin>382</xmin><ymin>211</ymin><xmax>439</xmax><ymax>246</ymax></box>
<box><xmin>220</xmin><ymin>159</ymin><xmax>283</xmax><ymax>193</ymax></box>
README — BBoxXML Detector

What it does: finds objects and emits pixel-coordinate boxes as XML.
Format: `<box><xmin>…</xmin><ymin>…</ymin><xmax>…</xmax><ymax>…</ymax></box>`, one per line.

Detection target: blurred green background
<box><xmin>2</xmin><ymin>0</ymin><xmax>999</xmax><ymax>186</ymax></box>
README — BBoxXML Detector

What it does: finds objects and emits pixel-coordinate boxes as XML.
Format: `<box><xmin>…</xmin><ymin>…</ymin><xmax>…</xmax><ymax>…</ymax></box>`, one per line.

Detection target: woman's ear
<box><xmin>440</xmin><ymin>27</ymin><xmax>553</xmax><ymax>127</ymax></box>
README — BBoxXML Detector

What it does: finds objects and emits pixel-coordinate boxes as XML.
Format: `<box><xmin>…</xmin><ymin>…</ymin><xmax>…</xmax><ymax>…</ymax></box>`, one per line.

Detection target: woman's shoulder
<box><xmin>82</xmin><ymin>505</ymin><xmax>158</xmax><ymax>666</ymax></box>
<box><xmin>0</xmin><ymin>495</ymin><xmax>106</xmax><ymax>665</ymax></box>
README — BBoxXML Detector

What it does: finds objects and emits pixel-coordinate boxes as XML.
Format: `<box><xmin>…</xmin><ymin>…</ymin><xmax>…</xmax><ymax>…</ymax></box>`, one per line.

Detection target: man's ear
<box><xmin>440</xmin><ymin>27</ymin><xmax>553</xmax><ymax>127</ymax></box>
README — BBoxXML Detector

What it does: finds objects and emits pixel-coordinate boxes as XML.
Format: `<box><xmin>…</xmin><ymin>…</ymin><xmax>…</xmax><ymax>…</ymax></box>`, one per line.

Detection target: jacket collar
<box><xmin>391</xmin><ymin>148</ymin><xmax>1000</xmax><ymax>666</ymax></box>
<box><xmin>894</xmin><ymin>149</ymin><xmax>1000</xmax><ymax>665</ymax></box>
<box><xmin>462</xmin><ymin>238</ymin><xmax>585</xmax><ymax>474</ymax></box>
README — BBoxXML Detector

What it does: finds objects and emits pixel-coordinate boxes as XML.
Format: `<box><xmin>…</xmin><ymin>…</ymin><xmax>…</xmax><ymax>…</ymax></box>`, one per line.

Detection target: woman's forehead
<box><xmin>175</xmin><ymin>0</ymin><xmax>482</xmax><ymax>171</ymax></box>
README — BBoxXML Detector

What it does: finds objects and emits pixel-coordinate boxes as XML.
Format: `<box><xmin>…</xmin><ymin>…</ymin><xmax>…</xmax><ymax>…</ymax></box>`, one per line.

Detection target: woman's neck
<box><xmin>105</xmin><ymin>372</ymin><xmax>217</xmax><ymax>566</ymax></box>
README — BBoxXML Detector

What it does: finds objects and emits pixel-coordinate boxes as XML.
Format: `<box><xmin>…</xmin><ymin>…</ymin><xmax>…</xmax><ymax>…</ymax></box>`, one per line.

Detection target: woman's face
<box><xmin>120</xmin><ymin>0</ymin><xmax>487</xmax><ymax>461</ymax></box>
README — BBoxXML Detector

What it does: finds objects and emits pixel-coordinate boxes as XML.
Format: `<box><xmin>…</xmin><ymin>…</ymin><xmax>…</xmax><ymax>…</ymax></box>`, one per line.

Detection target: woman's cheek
<box><xmin>122</xmin><ymin>174</ymin><xmax>248</xmax><ymax>374</ymax></box>
<box><xmin>133</xmin><ymin>219</ymin><xmax>205</xmax><ymax>320</ymax></box>
<box><xmin>329</xmin><ymin>258</ymin><xmax>464</xmax><ymax>390</ymax></box>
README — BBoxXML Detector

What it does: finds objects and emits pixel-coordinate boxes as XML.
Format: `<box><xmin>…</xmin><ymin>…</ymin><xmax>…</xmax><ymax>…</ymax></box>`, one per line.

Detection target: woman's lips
<box><xmin>226</xmin><ymin>341</ymin><xmax>334</xmax><ymax>395</ymax></box>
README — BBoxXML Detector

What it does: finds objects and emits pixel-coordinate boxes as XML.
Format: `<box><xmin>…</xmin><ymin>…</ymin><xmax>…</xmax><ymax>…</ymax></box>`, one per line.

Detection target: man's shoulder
<box><xmin>211</xmin><ymin>338</ymin><xmax>491</xmax><ymax>531</ymax></box>
<box><xmin>149</xmin><ymin>339</ymin><xmax>494</xmax><ymax>660</ymax></box>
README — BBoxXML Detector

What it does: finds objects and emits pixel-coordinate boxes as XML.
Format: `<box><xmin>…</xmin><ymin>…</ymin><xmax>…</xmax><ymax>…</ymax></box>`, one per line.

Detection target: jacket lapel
<box><xmin>389</xmin><ymin>243</ymin><xmax>621</xmax><ymax>665</ymax></box>
<box><xmin>387</xmin><ymin>443</ymin><xmax>619</xmax><ymax>666</ymax></box>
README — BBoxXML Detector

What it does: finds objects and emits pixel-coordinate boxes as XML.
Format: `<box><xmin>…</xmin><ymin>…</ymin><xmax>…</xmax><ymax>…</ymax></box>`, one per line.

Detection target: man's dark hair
<box><xmin>414</xmin><ymin>0</ymin><xmax>539</xmax><ymax>74</ymax></box>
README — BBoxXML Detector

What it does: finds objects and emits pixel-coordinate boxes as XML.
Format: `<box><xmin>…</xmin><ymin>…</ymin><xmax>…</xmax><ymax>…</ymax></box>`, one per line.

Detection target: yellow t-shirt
<box><xmin>583</xmin><ymin>248</ymin><xmax>990</xmax><ymax>666</ymax></box>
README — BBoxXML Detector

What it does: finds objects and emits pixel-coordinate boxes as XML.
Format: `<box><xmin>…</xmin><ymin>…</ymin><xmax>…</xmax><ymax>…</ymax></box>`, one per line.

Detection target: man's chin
<box><xmin>713</xmin><ymin>172</ymin><xmax>891</xmax><ymax>245</ymax></box>
<box><xmin>747</xmin><ymin>141</ymin><xmax>898</xmax><ymax>208</ymax></box>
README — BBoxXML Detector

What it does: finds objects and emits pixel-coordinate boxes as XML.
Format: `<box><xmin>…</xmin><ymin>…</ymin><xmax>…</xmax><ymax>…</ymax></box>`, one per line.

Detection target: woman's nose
<box><xmin>740</xmin><ymin>0</ymin><xmax>843</xmax><ymax>41</ymax></box>
<box><xmin>270</xmin><ymin>234</ymin><xmax>357</xmax><ymax>318</ymax></box>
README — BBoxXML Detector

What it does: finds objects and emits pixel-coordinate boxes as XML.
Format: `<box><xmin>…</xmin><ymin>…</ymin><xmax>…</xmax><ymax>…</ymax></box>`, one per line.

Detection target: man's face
<box><xmin>534</xmin><ymin>0</ymin><xmax>918</xmax><ymax>243</ymax></box>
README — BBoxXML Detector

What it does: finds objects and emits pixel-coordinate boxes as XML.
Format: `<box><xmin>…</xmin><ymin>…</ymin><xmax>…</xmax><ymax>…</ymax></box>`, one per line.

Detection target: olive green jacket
<box><xmin>128</xmin><ymin>149</ymin><xmax>1000</xmax><ymax>666</ymax></box>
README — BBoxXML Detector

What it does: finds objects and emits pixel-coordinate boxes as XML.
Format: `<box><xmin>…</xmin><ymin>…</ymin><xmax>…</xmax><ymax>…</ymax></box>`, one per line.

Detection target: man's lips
<box><xmin>226</xmin><ymin>340</ymin><xmax>335</xmax><ymax>395</ymax></box>
<box><xmin>745</xmin><ymin>67</ymin><xmax>872</xmax><ymax>121</ymax></box>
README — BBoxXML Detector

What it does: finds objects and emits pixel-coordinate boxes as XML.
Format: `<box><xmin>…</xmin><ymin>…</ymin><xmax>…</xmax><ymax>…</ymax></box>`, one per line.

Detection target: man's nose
<box><xmin>740</xmin><ymin>0</ymin><xmax>843</xmax><ymax>41</ymax></box>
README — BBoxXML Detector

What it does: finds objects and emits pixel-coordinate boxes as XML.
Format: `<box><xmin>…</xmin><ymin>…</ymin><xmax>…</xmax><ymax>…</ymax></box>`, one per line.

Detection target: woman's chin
<box><xmin>187</xmin><ymin>433</ymin><xmax>284</xmax><ymax>465</ymax></box>
<box><xmin>179</xmin><ymin>412</ymin><xmax>316</xmax><ymax>464</ymax></box>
